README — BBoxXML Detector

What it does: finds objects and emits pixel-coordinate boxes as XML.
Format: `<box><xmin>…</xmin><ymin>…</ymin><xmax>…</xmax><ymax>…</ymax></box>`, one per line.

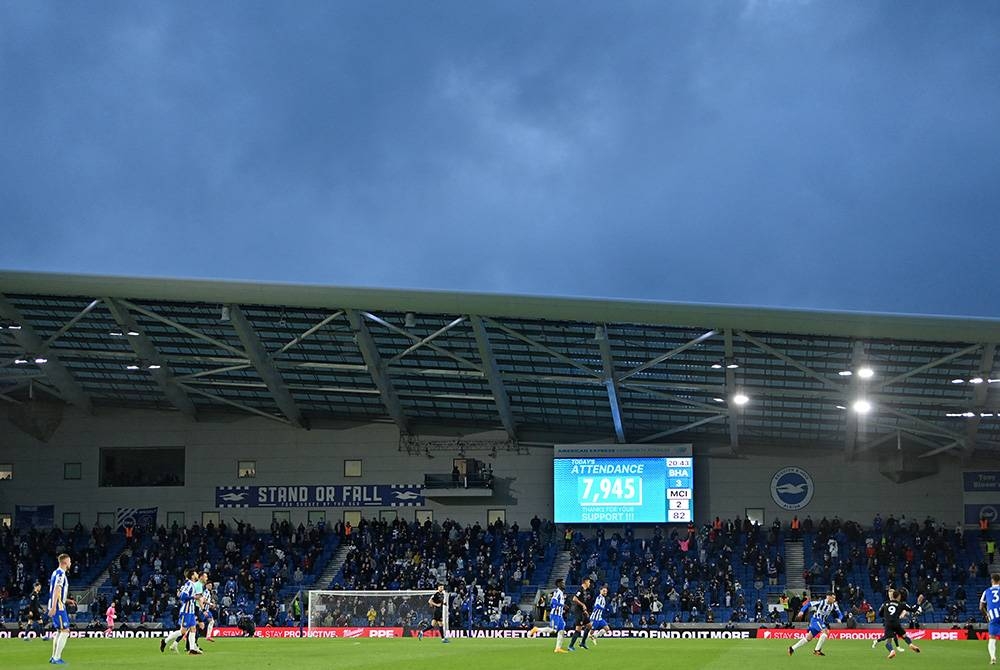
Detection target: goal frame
<box><xmin>306</xmin><ymin>589</ymin><xmax>449</xmax><ymax>637</ymax></box>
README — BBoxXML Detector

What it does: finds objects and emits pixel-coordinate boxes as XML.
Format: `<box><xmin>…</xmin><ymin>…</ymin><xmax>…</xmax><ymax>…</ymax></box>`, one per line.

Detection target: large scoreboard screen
<box><xmin>553</xmin><ymin>445</ymin><xmax>693</xmax><ymax>524</ymax></box>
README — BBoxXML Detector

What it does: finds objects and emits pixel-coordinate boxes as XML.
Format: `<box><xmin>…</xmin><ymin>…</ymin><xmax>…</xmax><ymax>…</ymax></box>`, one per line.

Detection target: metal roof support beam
<box><xmin>118</xmin><ymin>299</ymin><xmax>248</xmax><ymax>358</ymax></box>
<box><xmin>882</xmin><ymin>405</ymin><xmax>966</xmax><ymax>443</ymax></box>
<box><xmin>918</xmin><ymin>440</ymin><xmax>963</xmax><ymax>459</ymax></box>
<box><xmin>470</xmin><ymin>315</ymin><xmax>517</xmax><ymax>440</ymax></box>
<box><xmin>874</xmin><ymin>343</ymin><xmax>983</xmax><ymax>392</ymax></box>
<box><xmin>855</xmin><ymin>430</ymin><xmax>903</xmax><ymax>454</ymax></box>
<box><xmin>844</xmin><ymin>341</ymin><xmax>866</xmax><ymax>461</ymax></box>
<box><xmin>618</xmin><ymin>329</ymin><xmax>718</xmax><ymax>382</ymax></box>
<box><xmin>346</xmin><ymin>309</ymin><xmax>410</xmax><ymax>434</ymax></box>
<box><xmin>485</xmin><ymin>318</ymin><xmax>602</xmax><ymax>379</ymax></box>
<box><xmin>388</xmin><ymin>317</ymin><xmax>467</xmax><ymax>365</ymax></box>
<box><xmin>737</xmin><ymin>330</ymin><xmax>844</xmax><ymax>391</ymax></box>
<box><xmin>724</xmin><ymin>329</ymin><xmax>740</xmax><ymax>453</ymax></box>
<box><xmin>637</xmin><ymin>413</ymin><xmax>728</xmax><ymax>443</ymax></box>
<box><xmin>0</xmin><ymin>294</ymin><xmax>91</xmax><ymax>413</ymax></box>
<box><xmin>105</xmin><ymin>299</ymin><xmax>198</xmax><ymax>420</ymax></box>
<box><xmin>227</xmin><ymin>305</ymin><xmax>305</xmax><ymax>429</ymax></box>
<box><xmin>362</xmin><ymin>312</ymin><xmax>482</xmax><ymax>372</ymax></box>
<box><xmin>596</xmin><ymin>325</ymin><xmax>626</xmax><ymax>443</ymax></box>
<box><xmin>963</xmin><ymin>343</ymin><xmax>995</xmax><ymax>457</ymax></box>
<box><xmin>176</xmin><ymin>382</ymin><xmax>292</xmax><ymax>425</ymax></box>
<box><xmin>41</xmin><ymin>299</ymin><xmax>102</xmax><ymax>350</ymax></box>
<box><xmin>619</xmin><ymin>382</ymin><xmax>727</xmax><ymax>413</ymax></box>
<box><xmin>275</xmin><ymin>310</ymin><xmax>344</xmax><ymax>356</ymax></box>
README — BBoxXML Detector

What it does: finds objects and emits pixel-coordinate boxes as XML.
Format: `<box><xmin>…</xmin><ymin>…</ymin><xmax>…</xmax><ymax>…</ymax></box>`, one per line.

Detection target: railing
<box><xmin>423</xmin><ymin>473</ymin><xmax>494</xmax><ymax>490</ymax></box>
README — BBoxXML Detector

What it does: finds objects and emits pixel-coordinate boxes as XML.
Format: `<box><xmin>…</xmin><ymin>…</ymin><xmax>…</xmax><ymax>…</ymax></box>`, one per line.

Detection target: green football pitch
<box><xmin>1</xmin><ymin>637</ymin><xmax>991</xmax><ymax>669</ymax></box>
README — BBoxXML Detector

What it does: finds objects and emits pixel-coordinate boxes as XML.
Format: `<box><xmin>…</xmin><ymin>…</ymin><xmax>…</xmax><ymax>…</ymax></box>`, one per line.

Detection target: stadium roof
<box><xmin>2</xmin><ymin>270</ymin><xmax>1000</xmax><ymax>459</ymax></box>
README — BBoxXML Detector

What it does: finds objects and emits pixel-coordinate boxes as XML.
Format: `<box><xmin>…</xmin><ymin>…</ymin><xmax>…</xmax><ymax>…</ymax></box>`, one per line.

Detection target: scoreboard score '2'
<box><xmin>553</xmin><ymin>445</ymin><xmax>694</xmax><ymax>524</ymax></box>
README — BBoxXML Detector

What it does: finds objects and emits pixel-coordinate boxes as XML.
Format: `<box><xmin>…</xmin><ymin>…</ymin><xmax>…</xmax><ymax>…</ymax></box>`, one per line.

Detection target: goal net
<box><xmin>307</xmin><ymin>590</ymin><xmax>449</xmax><ymax>638</ymax></box>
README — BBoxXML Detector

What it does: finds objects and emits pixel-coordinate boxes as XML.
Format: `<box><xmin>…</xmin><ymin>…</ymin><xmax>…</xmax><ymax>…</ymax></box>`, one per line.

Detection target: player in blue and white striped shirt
<box><xmin>528</xmin><ymin>579</ymin><xmax>569</xmax><ymax>652</ymax></box>
<box><xmin>160</xmin><ymin>569</ymin><xmax>203</xmax><ymax>655</ymax></box>
<box><xmin>47</xmin><ymin>553</ymin><xmax>72</xmax><ymax>665</ymax></box>
<box><xmin>588</xmin><ymin>584</ymin><xmax>612</xmax><ymax>645</ymax></box>
<box><xmin>789</xmin><ymin>593</ymin><xmax>842</xmax><ymax>657</ymax></box>
<box><xmin>981</xmin><ymin>572</ymin><xmax>1000</xmax><ymax>665</ymax></box>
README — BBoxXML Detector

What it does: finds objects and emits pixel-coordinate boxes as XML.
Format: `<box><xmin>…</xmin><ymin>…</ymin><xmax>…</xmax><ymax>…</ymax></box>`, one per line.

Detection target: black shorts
<box><xmin>883</xmin><ymin>624</ymin><xmax>906</xmax><ymax>638</ymax></box>
<box><xmin>432</xmin><ymin>607</ymin><xmax>443</xmax><ymax>622</ymax></box>
<box><xmin>572</xmin><ymin>613</ymin><xmax>590</xmax><ymax>627</ymax></box>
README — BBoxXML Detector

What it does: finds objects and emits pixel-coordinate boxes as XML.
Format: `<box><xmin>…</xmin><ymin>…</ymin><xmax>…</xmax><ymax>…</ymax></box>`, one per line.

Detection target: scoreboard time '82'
<box><xmin>552</xmin><ymin>446</ymin><xmax>693</xmax><ymax>524</ymax></box>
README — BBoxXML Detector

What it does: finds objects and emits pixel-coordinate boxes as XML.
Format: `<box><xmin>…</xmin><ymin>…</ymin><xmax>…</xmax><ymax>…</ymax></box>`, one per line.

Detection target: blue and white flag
<box><xmin>116</xmin><ymin>507</ymin><xmax>158</xmax><ymax>531</ymax></box>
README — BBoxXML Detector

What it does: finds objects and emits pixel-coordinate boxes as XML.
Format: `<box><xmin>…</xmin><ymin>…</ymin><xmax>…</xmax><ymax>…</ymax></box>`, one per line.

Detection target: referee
<box><xmin>567</xmin><ymin>577</ymin><xmax>592</xmax><ymax>651</ymax></box>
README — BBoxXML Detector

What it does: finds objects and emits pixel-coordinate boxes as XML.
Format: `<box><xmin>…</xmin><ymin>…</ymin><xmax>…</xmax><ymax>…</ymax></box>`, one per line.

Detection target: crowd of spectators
<box><xmin>333</xmin><ymin>515</ymin><xmax>557</xmax><ymax>627</ymax></box>
<box><xmin>2</xmin><ymin>512</ymin><xmax>993</xmax><ymax>631</ymax></box>
<box><xmin>0</xmin><ymin>523</ymin><xmax>119</xmax><ymax>621</ymax></box>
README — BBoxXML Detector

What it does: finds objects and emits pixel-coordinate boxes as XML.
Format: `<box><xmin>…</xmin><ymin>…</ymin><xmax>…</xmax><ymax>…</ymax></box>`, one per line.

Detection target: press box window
<box><xmin>0</xmin><ymin>464</ymin><xmax>11</xmax><ymax>480</ymax></box>
<box><xmin>238</xmin><ymin>460</ymin><xmax>256</xmax><ymax>478</ymax></box>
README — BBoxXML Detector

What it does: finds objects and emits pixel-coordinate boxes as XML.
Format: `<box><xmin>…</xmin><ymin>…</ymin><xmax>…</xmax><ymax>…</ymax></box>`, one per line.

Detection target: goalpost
<box><xmin>307</xmin><ymin>590</ymin><xmax>449</xmax><ymax>638</ymax></box>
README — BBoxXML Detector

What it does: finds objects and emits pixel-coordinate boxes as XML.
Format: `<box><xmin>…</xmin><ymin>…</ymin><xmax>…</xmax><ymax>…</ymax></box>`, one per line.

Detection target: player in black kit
<box><xmin>873</xmin><ymin>589</ymin><xmax>923</xmax><ymax>658</ymax></box>
<box><xmin>419</xmin><ymin>584</ymin><xmax>449</xmax><ymax>643</ymax></box>
<box><xmin>567</xmin><ymin>577</ymin><xmax>592</xmax><ymax>652</ymax></box>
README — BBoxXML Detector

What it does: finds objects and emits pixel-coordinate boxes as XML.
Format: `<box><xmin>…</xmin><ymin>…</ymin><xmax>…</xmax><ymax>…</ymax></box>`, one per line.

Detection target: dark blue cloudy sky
<box><xmin>2</xmin><ymin>1</ymin><xmax>998</xmax><ymax>316</ymax></box>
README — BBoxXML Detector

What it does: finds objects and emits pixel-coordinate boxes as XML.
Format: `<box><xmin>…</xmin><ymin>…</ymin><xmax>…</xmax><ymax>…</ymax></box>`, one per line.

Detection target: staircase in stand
<box><xmin>784</xmin><ymin>540</ymin><xmax>805</xmax><ymax>590</ymax></box>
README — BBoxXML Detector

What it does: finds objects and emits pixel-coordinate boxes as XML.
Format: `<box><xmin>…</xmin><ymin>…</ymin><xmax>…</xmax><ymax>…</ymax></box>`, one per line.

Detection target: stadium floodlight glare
<box><xmin>982</xmin><ymin>413</ymin><xmax>994</xmax><ymax>417</ymax></box>
<box><xmin>990</xmin><ymin>379</ymin><xmax>1000</xmax><ymax>384</ymax></box>
<box><xmin>852</xmin><ymin>399</ymin><xmax>872</xmax><ymax>414</ymax></box>
<box><xmin>710</xmin><ymin>363</ymin><xmax>723</xmax><ymax>369</ymax></box>
<box><xmin>127</xmin><ymin>330</ymin><xmax>140</xmax><ymax>337</ymax></box>
<box><xmin>951</xmin><ymin>379</ymin><xmax>965</xmax><ymax>384</ymax></box>
<box><xmin>857</xmin><ymin>367</ymin><xmax>874</xmax><ymax>379</ymax></box>
<box><xmin>838</xmin><ymin>370</ymin><xmax>853</xmax><ymax>376</ymax></box>
<box><xmin>713</xmin><ymin>397</ymin><xmax>725</xmax><ymax>403</ymax></box>
<box><xmin>7</xmin><ymin>323</ymin><xmax>22</xmax><ymax>330</ymax></box>
<box><xmin>732</xmin><ymin>393</ymin><xmax>749</xmax><ymax>406</ymax></box>
<box><xmin>33</xmin><ymin>357</ymin><xmax>48</xmax><ymax>364</ymax></box>
<box><xmin>125</xmin><ymin>364</ymin><xmax>141</xmax><ymax>370</ymax></box>
<box><xmin>726</xmin><ymin>363</ymin><xmax>740</xmax><ymax>369</ymax></box>
<box><xmin>969</xmin><ymin>377</ymin><xmax>984</xmax><ymax>384</ymax></box>
<box><xmin>147</xmin><ymin>363</ymin><xmax>161</xmax><ymax>370</ymax></box>
<box><xmin>14</xmin><ymin>357</ymin><xmax>29</xmax><ymax>365</ymax></box>
<box><xmin>835</xmin><ymin>405</ymin><xmax>847</xmax><ymax>410</ymax></box>
<box><xmin>963</xmin><ymin>411</ymin><xmax>976</xmax><ymax>418</ymax></box>
<box><xmin>109</xmin><ymin>331</ymin><xmax>124</xmax><ymax>337</ymax></box>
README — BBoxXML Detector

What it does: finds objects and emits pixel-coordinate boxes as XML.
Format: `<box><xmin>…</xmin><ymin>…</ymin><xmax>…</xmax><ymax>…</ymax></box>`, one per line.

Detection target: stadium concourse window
<box><xmin>64</xmin><ymin>462</ymin><xmax>81</xmax><ymax>480</ymax></box>
<box><xmin>272</xmin><ymin>510</ymin><xmax>290</xmax><ymax>524</ymax></box>
<box><xmin>97</xmin><ymin>512</ymin><xmax>115</xmax><ymax>529</ymax></box>
<box><xmin>202</xmin><ymin>511</ymin><xmax>220</xmax><ymax>527</ymax></box>
<box><xmin>166</xmin><ymin>511</ymin><xmax>184</xmax><ymax>528</ymax></box>
<box><xmin>307</xmin><ymin>510</ymin><xmax>325</xmax><ymax>525</ymax></box>
<box><xmin>99</xmin><ymin>447</ymin><xmax>184</xmax><ymax>487</ymax></box>
<box><xmin>238</xmin><ymin>460</ymin><xmax>256</xmax><ymax>478</ymax></box>
<box><xmin>62</xmin><ymin>512</ymin><xmax>80</xmax><ymax>529</ymax></box>
<box><xmin>344</xmin><ymin>459</ymin><xmax>362</xmax><ymax>477</ymax></box>
<box><xmin>343</xmin><ymin>510</ymin><xmax>361</xmax><ymax>527</ymax></box>
<box><xmin>746</xmin><ymin>507</ymin><xmax>765</xmax><ymax>526</ymax></box>
<box><xmin>0</xmin><ymin>463</ymin><xmax>12</xmax><ymax>480</ymax></box>
<box><xmin>487</xmin><ymin>509</ymin><xmax>506</xmax><ymax>526</ymax></box>
<box><xmin>0</xmin><ymin>513</ymin><xmax>10</xmax><ymax>528</ymax></box>
<box><xmin>380</xmin><ymin>509</ymin><xmax>397</xmax><ymax>522</ymax></box>
<box><xmin>415</xmin><ymin>509</ymin><xmax>432</xmax><ymax>525</ymax></box>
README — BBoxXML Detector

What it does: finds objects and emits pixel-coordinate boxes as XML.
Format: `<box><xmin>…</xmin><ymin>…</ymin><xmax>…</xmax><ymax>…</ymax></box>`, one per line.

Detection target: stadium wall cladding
<box><xmin>0</xmin><ymin>407</ymin><xmax>992</xmax><ymax>529</ymax></box>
